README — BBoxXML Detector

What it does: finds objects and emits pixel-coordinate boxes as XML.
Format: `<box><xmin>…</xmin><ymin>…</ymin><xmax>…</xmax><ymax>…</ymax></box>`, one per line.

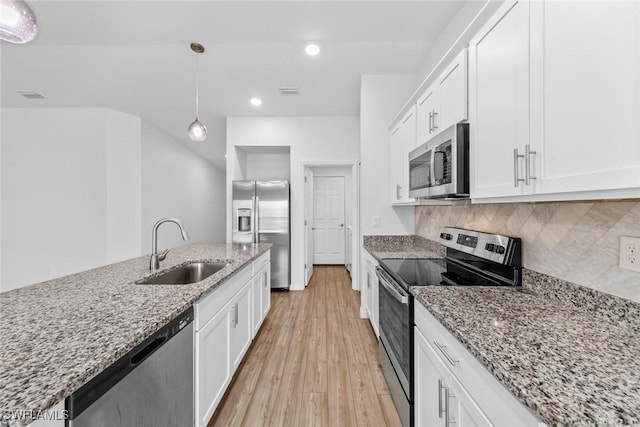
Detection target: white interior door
<box><xmin>313</xmin><ymin>176</ymin><xmax>345</xmax><ymax>264</ymax></box>
<box><xmin>304</xmin><ymin>168</ymin><xmax>314</xmax><ymax>285</ymax></box>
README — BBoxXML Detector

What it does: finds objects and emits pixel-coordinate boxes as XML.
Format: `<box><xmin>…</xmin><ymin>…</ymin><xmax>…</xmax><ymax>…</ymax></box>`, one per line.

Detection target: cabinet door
<box><xmin>417</xmin><ymin>85</ymin><xmax>439</xmax><ymax>145</ymax></box>
<box><xmin>390</xmin><ymin>106</ymin><xmax>417</xmax><ymax>204</ymax></box>
<box><xmin>469</xmin><ymin>0</ymin><xmax>531</xmax><ymax>199</ymax></box>
<box><xmin>438</xmin><ymin>49</ymin><xmax>468</xmax><ymax>132</ymax></box>
<box><xmin>229</xmin><ymin>280</ymin><xmax>252</xmax><ymax>371</ymax></box>
<box><xmin>414</xmin><ymin>326</ymin><xmax>452</xmax><ymax>427</ymax></box>
<box><xmin>530</xmin><ymin>0</ymin><xmax>640</xmax><ymax>195</ymax></box>
<box><xmin>196</xmin><ymin>305</ymin><xmax>231</xmax><ymax>427</ymax></box>
<box><xmin>449</xmin><ymin>375</ymin><xmax>493</xmax><ymax>427</ymax></box>
<box><xmin>260</xmin><ymin>263</ymin><xmax>271</xmax><ymax>322</ymax></box>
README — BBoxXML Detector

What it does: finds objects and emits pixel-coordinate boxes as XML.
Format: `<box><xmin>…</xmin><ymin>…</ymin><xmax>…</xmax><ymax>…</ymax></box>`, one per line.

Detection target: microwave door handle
<box><xmin>434</xmin><ymin>151</ymin><xmax>445</xmax><ymax>183</ymax></box>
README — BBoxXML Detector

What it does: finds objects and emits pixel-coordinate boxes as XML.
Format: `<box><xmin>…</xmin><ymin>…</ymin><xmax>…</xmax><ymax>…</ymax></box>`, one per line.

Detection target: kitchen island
<box><xmin>0</xmin><ymin>243</ymin><xmax>271</xmax><ymax>427</ymax></box>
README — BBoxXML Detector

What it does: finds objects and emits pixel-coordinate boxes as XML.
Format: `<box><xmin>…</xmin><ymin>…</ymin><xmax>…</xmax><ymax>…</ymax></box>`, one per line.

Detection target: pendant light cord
<box><xmin>195</xmin><ymin>52</ymin><xmax>200</xmax><ymax>120</ymax></box>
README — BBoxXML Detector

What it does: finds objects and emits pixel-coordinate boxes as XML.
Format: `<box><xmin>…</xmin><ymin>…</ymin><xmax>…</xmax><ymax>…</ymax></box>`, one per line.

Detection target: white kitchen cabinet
<box><xmin>194</xmin><ymin>264</ymin><xmax>253</xmax><ymax>427</ymax></box>
<box><xmin>229</xmin><ymin>280</ymin><xmax>252</xmax><ymax>371</ymax></box>
<box><xmin>363</xmin><ymin>250</ymin><xmax>379</xmax><ymax>337</ymax></box>
<box><xmin>196</xmin><ymin>297</ymin><xmax>232</xmax><ymax>427</ymax></box>
<box><xmin>390</xmin><ymin>106</ymin><xmax>417</xmax><ymax>205</ymax></box>
<box><xmin>469</xmin><ymin>0</ymin><xmax>531</xmax><ymax>199</ymax></box>
<box><xmin>470</xmin><ymin>0</ymin><xmax>640</xmax><ymax>201</ymax></box>
<box><xmin>417</xmin><ymin>49</ymin><xmax>468</xmax><ymax>146</ymax></box>
<box><xmin>528</xmin><ymin>0</ymin><xmax>640</xmax><ymax>196</ymax></box>
<box><xmin>414</xmin><ymin>302</ymin><xmax>546</xmax><ymax>427</ymax></box>
<box><xmin>251</xmin><ymin>251</ymin><xmax>271</xmax><ymax>337</ymax></box>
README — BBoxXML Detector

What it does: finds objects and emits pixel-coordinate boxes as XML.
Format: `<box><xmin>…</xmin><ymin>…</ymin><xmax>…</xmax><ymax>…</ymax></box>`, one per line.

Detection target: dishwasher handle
<box><xmin>131</xmin><ymin>335</ymin><xmax>167</xmax><ymax>366</ymax></box>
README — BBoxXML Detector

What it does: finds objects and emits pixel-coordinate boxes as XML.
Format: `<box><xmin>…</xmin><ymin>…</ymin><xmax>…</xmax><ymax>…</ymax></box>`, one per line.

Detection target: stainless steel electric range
<box><xmin>376</xmin><ymin>227</ymin><xmax>522</xmax><ymax>427</ymax></box>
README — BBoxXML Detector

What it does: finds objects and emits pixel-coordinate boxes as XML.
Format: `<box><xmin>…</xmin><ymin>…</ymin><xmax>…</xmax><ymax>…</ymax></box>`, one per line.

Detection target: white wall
<box><xmin>359</xmin><ymin>75</ymin><xmax>417</xmax><ymax>237</ymax></box>
<box><xmin>226</xmin><ymin>116</ymin><xmax>359</xmax><ymax>290</ymax></box>
<box><xmin>245</xmin><ymin>152</ymin><xmax>291</xmax><ymax>181</ymax></box>
<box><xmin>141</xmin><ymin>121</ymin><xmax>225</xmax><ymax>254</ymax></box>
<box><xmin>1</xmin><ymin>108</ymin><xmax>141</xmax><ymax>291</ymax></box>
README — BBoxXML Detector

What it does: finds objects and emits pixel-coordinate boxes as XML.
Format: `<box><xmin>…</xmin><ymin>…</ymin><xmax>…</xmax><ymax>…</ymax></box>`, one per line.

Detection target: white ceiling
<box><xmin>1</xmin><ymin>1</ymin><xmax>466</xmax><ymax>169</ymax></box>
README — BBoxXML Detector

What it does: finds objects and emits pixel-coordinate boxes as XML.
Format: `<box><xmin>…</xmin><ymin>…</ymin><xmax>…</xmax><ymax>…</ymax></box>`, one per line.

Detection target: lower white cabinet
<box><xmin>414</xmin><ymin>302</ymin><xmax>546</xmax><ymax>427</ymax></box>
<box><xmin>251</xmin><ymin>253</ymin><xmax>271</xmax><ymax>337</ymax></box>
<box><xmin>363</xmin><ymin>250</ymin><xmax>379</xmax><ymax>337</ymax></box>
<box><xmin>194</xmin><ymin>250</ymin><xmax>271</xmax><ymax>427</ymax></box>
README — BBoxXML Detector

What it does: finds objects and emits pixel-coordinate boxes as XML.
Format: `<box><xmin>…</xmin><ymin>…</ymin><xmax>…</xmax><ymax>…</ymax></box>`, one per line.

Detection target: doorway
<box><xmin>303</xmin><ymin>164</ymin><xmax>356</xmax><ymax>288</ymax></box>
<box><xmin>313</xmin><ymin>176</ymin><xmax>345</xmax><ymax>264</ymax></box>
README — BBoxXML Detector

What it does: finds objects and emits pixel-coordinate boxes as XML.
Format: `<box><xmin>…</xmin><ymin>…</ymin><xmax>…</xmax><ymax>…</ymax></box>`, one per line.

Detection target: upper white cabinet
<box><xmin>417</xmin><ymin>49</ymin><xmax>468</xmax><ymax>146</ymax></box>
<box><xmin>529</xmin><ymin>0</ymin><xmax>640</xmax><ymax>196</ymax></box>
<box><xmin>390</xmin><ymin>105</ymin><xmax>417</xmax><ymax>205</ymax></box>
<box><xmin>470</xmin><ymin>0</ymin><xmax>640</xmax><ymax>201</ymax></box>
<box><xmin>469</xmin><ymin>0</ymin><xmax>531</xmax><ymax>199</ymax></box>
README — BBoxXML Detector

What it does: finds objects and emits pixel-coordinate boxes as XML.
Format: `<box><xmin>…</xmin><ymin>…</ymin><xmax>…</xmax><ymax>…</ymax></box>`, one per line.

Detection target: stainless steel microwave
<box><xmin>408</xmin><ymin>123</ymin><xmax>469</xmax><ymax>199</ymax></box>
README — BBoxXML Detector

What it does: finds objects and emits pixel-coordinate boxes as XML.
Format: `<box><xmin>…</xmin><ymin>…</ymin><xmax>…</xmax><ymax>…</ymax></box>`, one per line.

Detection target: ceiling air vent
<box><xmin>16</xmin><ymin>90</ymin><xmax>46</xmax><ymax>99</ymax></box>
<box><xmin>278</xmin><ymin>87</ymin><xmax>300</xmax><ymax>95</ymax></box>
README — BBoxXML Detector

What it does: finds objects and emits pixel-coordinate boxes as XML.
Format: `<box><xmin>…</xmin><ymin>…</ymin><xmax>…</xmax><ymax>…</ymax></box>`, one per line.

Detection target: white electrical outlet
<box><xmin>372</xmin><ymin>216</ymin><xmax>380</xmax><ymax>228</ymax></box>
<box><xmin>619</xmin><ymin>236</ymin><xmax>640</xmax><ymax>272</ymax></box>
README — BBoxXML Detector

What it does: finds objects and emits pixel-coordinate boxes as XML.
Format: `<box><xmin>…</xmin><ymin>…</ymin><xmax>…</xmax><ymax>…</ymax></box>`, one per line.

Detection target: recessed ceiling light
<box><xmin>305</xmin><ymin>41</ymin><xmax>321</xmax><ymax>56</ymax></box>
<box><xmin>250</xmin><ymin>97</ymin><xmax>262</xmax><ymax>106</ymax></box>
<box><xmin>0</xmin><ymin>0</ymin><xmax>38</xmax><ymax>44</ymax></box>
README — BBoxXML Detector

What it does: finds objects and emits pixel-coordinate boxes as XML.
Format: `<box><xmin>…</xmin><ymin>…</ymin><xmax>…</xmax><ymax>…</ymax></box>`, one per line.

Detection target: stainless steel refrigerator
<box><xmin>232</xmin><ymin>180</ymin><xmax>290</xmax><ymax>289</ymax></box>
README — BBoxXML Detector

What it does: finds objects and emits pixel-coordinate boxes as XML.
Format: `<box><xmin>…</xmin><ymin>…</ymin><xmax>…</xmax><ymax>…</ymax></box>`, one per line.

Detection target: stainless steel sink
<box><xmin>138</xmin><ymin>262</ymin><xmax>227</xmax><ymax>285</ymax></box>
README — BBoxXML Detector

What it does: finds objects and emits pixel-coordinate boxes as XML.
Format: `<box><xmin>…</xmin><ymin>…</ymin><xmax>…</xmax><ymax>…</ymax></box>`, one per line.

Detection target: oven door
<box><xmin>376</xmin><ymin>267</ymin><xmax>411</xmax><ymax>397</ymax></box>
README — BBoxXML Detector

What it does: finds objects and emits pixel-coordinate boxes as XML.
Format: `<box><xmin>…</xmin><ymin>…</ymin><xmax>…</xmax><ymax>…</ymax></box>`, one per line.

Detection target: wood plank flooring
<box><xmin>210</xmin><ymin>265</ymin><xmax>402</xmax><ymax>427</ymax></box>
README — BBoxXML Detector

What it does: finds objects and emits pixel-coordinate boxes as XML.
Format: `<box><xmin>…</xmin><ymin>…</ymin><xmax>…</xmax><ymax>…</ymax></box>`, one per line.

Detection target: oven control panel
<box><xmin>439</xmin><ymin>226</ymin><xmax>521</xmax><ymax>266</ymax></box>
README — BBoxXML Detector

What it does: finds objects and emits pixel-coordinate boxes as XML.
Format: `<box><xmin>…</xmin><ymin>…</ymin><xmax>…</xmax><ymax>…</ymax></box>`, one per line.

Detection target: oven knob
<box><xmin>440</xmin><ymin>233</ymin><xmax>453</xmax><ymax>240</ymax></box>
<box><xmin>496</xmin><ymin>245</ymin><xmax>506</xmax><ymax>254</ymax></box>
<box><xmin>485</xmin><ymin>243</ymin><xmax>495</xmax><ymax>252</ymax></box>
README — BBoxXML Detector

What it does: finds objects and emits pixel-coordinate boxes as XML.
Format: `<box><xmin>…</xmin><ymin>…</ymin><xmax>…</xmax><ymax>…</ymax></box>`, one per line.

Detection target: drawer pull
<box><xmin>434</xmin><ymin>341</ymin><xmax>459</xmax><ymax>367</ymax></box>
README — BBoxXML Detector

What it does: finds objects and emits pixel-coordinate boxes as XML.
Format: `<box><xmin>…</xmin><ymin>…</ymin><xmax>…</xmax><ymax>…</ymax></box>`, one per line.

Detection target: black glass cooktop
<box><xmin>379</xmin><ymin>257</ymin><xmax>510</xmax><ymax>292</ymax></box>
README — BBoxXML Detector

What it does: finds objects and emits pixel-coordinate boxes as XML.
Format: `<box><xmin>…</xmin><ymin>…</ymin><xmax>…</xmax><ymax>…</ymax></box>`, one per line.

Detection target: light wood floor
<box><xmin>209</xmin><ymin>265</ymin><xmax>402</xmax><ymax>427</ymax></box>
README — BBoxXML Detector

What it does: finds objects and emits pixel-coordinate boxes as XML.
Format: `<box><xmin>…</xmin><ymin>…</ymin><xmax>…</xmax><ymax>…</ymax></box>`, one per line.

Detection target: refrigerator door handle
<box><xmin>254</xmin><ymin>196</ymin><xmax>260</xmax><ymax>243</ymax></box>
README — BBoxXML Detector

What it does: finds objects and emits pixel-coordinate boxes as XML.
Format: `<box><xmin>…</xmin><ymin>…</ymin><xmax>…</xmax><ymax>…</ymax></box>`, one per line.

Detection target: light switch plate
<box><xmin>372</xmin><ymin>216</ymin><xmax>380</xmax><ymax>228</ymax></box>
<box><xmin>619</xmin><ymin>236</ymin><xmax>640</xmax><ymax>272</ymax></box>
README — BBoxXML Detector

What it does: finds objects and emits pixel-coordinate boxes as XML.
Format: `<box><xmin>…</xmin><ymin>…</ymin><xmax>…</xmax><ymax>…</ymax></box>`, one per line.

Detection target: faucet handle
<box><xmin>158</xmin><ymin>248</ymin><xmax>170</xmax><ymax>261</ymax></box>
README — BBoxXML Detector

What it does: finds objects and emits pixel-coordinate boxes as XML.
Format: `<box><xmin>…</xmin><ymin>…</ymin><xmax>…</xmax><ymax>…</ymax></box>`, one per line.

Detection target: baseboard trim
<box><xmin>360</xmin><ymin>306</ymin><xmax>369</xmax><ymax>319</ymax></box>
<box><xmin>289</xmin><ymin>283</ymin><xmax>305</xmax><ymax>291</ymax></box>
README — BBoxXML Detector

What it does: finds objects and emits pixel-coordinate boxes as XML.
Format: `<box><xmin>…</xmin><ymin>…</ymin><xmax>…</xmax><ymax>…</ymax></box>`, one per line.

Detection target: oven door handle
<box><xmin>376</xmin><ymin>267</ymin><xmax>409</xmax><ymax>304</ymax></box>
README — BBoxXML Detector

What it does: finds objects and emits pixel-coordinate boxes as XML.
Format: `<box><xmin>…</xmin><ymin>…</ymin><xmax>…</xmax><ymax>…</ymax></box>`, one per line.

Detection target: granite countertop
<box><xmin>363</xmin><ymin>234</ymin><xmax>445</xmax><ymax>260</ymax></box>
<box><xmin>0</xmin><ymin>243</ymin><xmax>270</xmax><ymax>427</ymax></box>
<box><xmin>411</xmin><ymin>286</ymin><xmax>640</xmax><ymax>427</ymax></box>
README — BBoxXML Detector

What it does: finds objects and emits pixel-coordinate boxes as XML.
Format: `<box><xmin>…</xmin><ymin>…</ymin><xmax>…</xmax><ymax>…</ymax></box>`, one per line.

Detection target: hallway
<box><xmin>210</xmin><ymin>265</ymin><xmax>402</xmax><ymax>426</ymax></box>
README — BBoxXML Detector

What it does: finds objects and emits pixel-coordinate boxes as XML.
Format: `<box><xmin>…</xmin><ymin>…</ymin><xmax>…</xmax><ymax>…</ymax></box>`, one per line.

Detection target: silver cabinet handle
<box><xmin>432</xmin><ymin>109</ymin><xmax>438</xmax><ymax>131</ymax></box>
<box><xmin>525</xmin><ymin>144</ymin><xmax>537</xmax><ymax>185</ymax></box>
<box><xmin>429</xmin><ymin>111</ymin><xmax>433</xmax><ymax>133</ymax></box>
<box><xmin>438</xmin><ymin>379</ymin><xmax>446</xmax><ymax>418</ymax></box>
<box><xmin>445</xmin><ymin>388</ymin><xmax>456</xmax><ymax>427</ymax></box>
<box><xmin>231</xmin><ymin>303</ymin><xmax>239</xmax><ymax>328</ymax></box>
<box><xmin>396</xmin><ymin>184</ymin><xmax>401</xmax><ymax>200</ymax></box>
<box><xmin>434</xmin><ymin>341</ymin><xmax>459</xmax><ymax>367</ymax></box>
<box><xmin>513</xmin><ymin>148</ymin><xmax>525</xmax><ymax>187</ymax></box>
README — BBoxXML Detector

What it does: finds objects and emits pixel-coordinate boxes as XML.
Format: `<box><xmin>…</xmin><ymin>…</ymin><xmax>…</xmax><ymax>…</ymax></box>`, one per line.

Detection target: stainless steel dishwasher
<box><xmin>66</xmin><ymin>307</ymin><xmax>194</xmax><ymax>427</ymax></box>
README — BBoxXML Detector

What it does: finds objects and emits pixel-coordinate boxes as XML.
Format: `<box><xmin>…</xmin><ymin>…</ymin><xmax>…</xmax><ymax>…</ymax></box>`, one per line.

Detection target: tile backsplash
<box><xmin>415</xmin><ymin>200</ymin><xmax>640</xmax><ymax>302</ymax></box>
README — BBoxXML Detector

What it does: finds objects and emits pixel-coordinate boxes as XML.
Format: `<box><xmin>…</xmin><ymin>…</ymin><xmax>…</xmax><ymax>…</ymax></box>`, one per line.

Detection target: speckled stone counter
<box><xmin>363</xmin><ymin>234</ymin><xmax>445</xmax><ymax>260</ymax></box>
<box><xmin>0</xmin><ymin>243</ymin><xmax>270</xmax><ymax>427</ymax></box>
<box><xmin>411</xmin><ymin>286</ymin><xmax>640</xmax><ymax>427</ymax></box>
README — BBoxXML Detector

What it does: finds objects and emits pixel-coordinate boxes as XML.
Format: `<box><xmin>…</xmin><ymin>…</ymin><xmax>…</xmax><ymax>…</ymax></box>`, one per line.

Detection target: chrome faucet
<box><xmin>150</xmin><ymin>218</ymin><xmax>189</xmax><ymax>272</ymax></box>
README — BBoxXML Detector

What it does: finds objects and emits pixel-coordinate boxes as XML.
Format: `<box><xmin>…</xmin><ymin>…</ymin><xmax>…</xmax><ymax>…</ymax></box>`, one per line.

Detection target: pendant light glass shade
<box><xmin>187</xmin><ymin>42</ymin><xmax>207</xmax><ymax>142</ymax></box>
<box><xmin>188</xmin><ymin>118</ymin><xmax>207</xmax><ymax>142</ymax></box>
<box><xmin>0</xmin><ymin>0</ymin><xmax>38</xmax><ymax>44</ymax></box>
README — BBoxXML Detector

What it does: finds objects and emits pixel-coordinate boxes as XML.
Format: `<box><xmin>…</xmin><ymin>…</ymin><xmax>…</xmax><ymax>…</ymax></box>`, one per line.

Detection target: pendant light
<box><xmin>0</xmin><ymin>0</ymin><xmax>38</xmax><ymax>44</ymax></box>
<box><xmin>187</xmin><ymin>42</ymin><xmax>207</xmax><ymax>142</ymax></box>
